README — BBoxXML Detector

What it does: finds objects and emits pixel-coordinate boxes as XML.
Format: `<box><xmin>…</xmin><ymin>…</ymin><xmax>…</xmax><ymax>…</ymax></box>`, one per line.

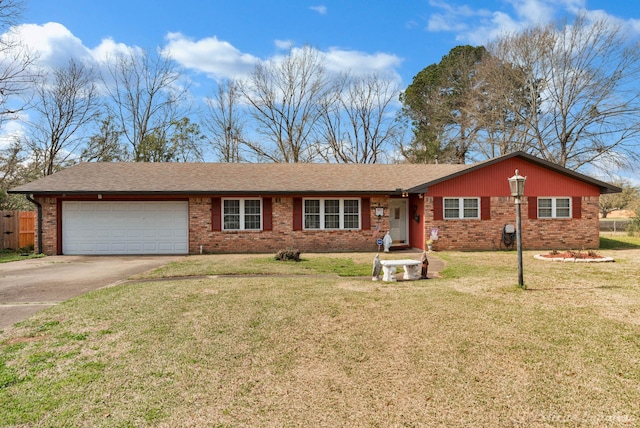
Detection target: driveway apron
<box><xmin>0</xmin><ymin>255</ymin><xmax>181</xmax><ymax>330</ymax></box>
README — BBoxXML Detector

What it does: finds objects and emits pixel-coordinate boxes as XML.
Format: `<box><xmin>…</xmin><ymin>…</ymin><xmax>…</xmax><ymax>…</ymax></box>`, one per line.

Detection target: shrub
<box><xmin>18</xmin><ymin>244</ymin><xmax>34</xmax><ymax>254</ymax></box>
<box><xmin>275</xmin><ymin>248</ymin><xmax>301</xmax><ymax>262</ymax></box>
<box><xmin>626</xmin><ymin>210</ymin><xmax>640</xmax><ymax>237</ymax></box>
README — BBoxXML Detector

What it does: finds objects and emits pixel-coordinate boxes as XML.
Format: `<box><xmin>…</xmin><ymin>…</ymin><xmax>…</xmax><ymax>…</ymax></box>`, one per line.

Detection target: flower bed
<box><xmin>534</xmin><ymin>250</ymin><xmax>614</xmax><ymax>263</ymax></box>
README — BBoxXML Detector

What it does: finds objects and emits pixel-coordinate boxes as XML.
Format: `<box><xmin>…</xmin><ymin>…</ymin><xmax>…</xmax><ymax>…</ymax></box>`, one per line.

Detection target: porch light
<box><xmin>507</xmin><ymin>169</ymin><xmax>527</xmax><ymax>288</ymax></box>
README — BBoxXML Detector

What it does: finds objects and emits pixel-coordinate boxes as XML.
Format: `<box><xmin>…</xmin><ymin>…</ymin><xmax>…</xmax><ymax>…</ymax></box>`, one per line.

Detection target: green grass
<box><xmin>600</xmin><ymin>232</ymin><xmax>640</xmax><ymax>249</ymax></box>
<box><xmin>137</xmin><ymin>252</ymin><xmax>379</xmax><ymax>279</ymax></box>
<box><xmin>1</xmin><ymin>241</ymin><xmax>639</xmax><ymax>426</ymax></box>
<box><xmin>0</xmin><ymin>249</ymin><xmax>45</xmax><ymax>263</ymax></box>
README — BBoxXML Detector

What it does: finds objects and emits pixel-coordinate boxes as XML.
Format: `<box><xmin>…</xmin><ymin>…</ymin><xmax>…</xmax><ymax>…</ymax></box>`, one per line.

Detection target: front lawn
<box><xmin>1</xmin><ymin>240</ymin><xmax>639</xmax><ymax>426</ymax></box>
<box><xmin>134</xmin><ymin>252</ymin><xmax>377</xmax><ymax>278</ymax></box>
<box><xmin>599</xmin><ymin>232</ymin><xmax>640</xmax><ymax>249</ymax></box>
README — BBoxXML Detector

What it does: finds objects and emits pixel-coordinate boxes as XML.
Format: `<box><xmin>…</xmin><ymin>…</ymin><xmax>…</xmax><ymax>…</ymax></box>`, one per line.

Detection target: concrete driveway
<box><xmin>0</xmin><ymin>255</ymin><xmax>182</xmax><ymax>330</ymax></box>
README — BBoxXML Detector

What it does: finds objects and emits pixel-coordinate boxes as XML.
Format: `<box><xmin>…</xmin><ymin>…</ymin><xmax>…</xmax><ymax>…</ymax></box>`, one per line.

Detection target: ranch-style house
<box><xmin>9</xmin><ymin>151</ymin><xmax>620</xmax><ymax>255</ymax></box>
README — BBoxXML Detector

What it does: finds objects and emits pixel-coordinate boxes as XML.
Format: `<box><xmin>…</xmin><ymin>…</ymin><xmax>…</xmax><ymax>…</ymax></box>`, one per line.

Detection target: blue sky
<box><xmin>20</xmin><ymin>0</ymin><xmax>640</xmax><ymax>89</ymax></box>
<box><xmin>6</xmin><ymin>0</ymin><xmax>640</xmax><ymax>179</ymax></box>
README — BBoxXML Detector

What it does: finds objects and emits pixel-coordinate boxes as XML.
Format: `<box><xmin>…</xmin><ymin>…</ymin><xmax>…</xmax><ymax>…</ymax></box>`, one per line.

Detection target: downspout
<box><xmin>25</xmin><ymin>194</ymin><xmax>43</xmax><ymax>254</ymax></box>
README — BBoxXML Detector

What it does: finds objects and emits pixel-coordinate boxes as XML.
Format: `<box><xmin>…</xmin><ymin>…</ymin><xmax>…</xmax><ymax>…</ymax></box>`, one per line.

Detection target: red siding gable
<box><xmin>427</xmin><ymin>158</ymin><xmax>600</xmax><ymax>198</ymax></box>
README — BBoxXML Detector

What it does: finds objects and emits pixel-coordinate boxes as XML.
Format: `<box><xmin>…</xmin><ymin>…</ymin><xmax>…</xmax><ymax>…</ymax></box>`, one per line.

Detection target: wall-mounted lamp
<box><xmin>412</xmin><ymin>204</ymin><xmax>420</xmax><ymax>223</ymax></box>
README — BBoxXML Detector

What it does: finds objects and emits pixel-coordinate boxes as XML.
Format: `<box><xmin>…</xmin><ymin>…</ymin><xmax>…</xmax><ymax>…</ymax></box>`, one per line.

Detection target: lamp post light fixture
<box><xmin>508</xmin><ymin>169</ymin><xmax>527</xmax><ymax>288</ymax></box>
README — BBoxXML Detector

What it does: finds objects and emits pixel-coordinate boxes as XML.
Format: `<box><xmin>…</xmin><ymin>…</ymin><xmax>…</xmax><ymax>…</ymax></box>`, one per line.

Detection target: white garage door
<box><xmin>62</xmin><ymin>201</ymin><xmax>189</xmax><ymax>255</ymax></box>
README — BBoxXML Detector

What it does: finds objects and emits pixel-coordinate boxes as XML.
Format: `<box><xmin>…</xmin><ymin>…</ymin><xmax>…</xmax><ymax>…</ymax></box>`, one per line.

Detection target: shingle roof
<box><xmin>9</xmin><ymin>162</ymin><xmax>470</xmax><ymax>195</ymax></box>
<box><xmin>9</xmin><ymin>151</ymin><xmax>621</xmax><ymax>195</ymax></box>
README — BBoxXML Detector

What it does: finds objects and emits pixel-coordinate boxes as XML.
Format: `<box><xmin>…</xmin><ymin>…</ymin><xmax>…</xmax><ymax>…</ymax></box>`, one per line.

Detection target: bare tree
<box><xmin>0</xmin><ymin>0</ymin><xmax>38</xmax><ymax>130</ymax></box>
<box><xmin>26</xmin><ymin>59</ymin><xmax>99</xmax><ymax>176</ymax></box>
<box><xmin>240</xmin><ymin>46</ymin><xmax>336</xmax><ymax>163</ymax></box>
<box><xmin>488</xmin><ymin>14</ymin><xmax>640</xmax><ymax>170</ymax></box>
<box><xmin>102</xmin><ymin>49</ymin><xmax>191</xmax><ymax>162</ymax></box>
<box><xmin>204</xmin><ymin>79</ymin><xmax>245</xmax><ymax>162</ymax></box>
<box><xmin>473</xmin><ymin>54</ymin><xmax>532</xmax><ymax>158</ymax></box>
<box><xmin>318</xmin><ymin>73</ymin><xmax>403</xmax><ymax>163</ymax></box>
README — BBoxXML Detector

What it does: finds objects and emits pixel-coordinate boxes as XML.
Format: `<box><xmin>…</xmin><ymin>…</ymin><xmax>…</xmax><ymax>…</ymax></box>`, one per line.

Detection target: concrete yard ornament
<box><xmin>421</xmin><ymin>250</ymin><xmax>429</xmax><ymax>279</ymax></box>
<box><xmin>383</xmin><ymin>231</ymin><xmax>393</xmax><ymax>252</ymax></box>
<box><xmin>372</xmin><ymin>253</ymin><xmax>382</xmax><ymax>281</ymax></box>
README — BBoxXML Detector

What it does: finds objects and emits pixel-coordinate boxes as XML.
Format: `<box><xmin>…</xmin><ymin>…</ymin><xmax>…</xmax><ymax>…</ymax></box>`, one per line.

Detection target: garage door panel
<box><xmin>63</xmin><ymin>201</ymin><xmax>189</xmax><ymax>255</ymax></box>
<box><xmin>157</xmin><ymin>229</ymin><xmax>172</xmax><ymax>238</ymax></box>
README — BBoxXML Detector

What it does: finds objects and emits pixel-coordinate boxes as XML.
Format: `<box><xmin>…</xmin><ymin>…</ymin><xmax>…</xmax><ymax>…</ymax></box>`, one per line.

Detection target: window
<box><xmin>343</xmin><ymin>200</ymin><xmax>360</xmax><ymax>229</ymax></box>
<box><xmin>304</xmin><ymin>199</ymin><xmax>360</xmax><ymax>229</ymax></box>
<box><xmin>538</xmin><ymin>197</ymin><xmax>571</xmax><ymax>218</ymax></box>
<box><xmin>443</xmin><ymin>198</ymin><xmax>479</xmax><ymax>219</ymax></box>
<box><xmin>223</xmin><ymin>199</ymin><xmax>262</xmax><ymax>230</ymax></box>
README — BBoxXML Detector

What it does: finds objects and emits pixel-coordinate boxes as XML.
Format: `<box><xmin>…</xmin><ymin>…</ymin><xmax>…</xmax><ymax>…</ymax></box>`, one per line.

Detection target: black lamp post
<box><xmin>508</xmin><ymin>169</ymin><xmax>527</xmax><ymax>288</ymax></box>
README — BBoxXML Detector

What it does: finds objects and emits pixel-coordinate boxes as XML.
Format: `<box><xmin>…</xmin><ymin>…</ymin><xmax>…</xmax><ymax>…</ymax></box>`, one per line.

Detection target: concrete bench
<box><xmin>379</xmin><ymin>259</ymin><xmax>421</xmax><ymax>282</ymax></box>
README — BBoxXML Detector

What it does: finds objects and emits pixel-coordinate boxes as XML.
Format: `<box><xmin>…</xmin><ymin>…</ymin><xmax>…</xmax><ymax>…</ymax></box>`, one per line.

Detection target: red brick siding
<box><xmin>32</xmin><ymin>193</ymin><xmax>600</xmax><ymax>255</ymax></box>
<box><xmin>423</xmin><ymin>195</ymin><xmax>600</xmax><ymax>251</ymax></box>
<box><xmin>191</xmin><ymin>196</ymin><xmax>387</xmax><ymax>254</ymax></box>
<box><xmin>34</xmin><ymin>197</ymin><xmax>57</xmax><ymax>255</ymax></box>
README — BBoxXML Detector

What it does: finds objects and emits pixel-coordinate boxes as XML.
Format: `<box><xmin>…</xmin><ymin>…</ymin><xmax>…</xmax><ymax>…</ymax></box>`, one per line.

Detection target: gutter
<box><xmin>25</xmin><ymin>194</ymin><xmax>43</xmax><ymax>254</ymax></box>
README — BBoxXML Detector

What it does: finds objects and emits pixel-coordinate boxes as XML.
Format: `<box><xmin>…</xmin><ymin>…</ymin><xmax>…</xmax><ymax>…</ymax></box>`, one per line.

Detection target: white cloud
<box><xmin>90</xmin><ymin>37</ymin><xmax>137</xmax><ymax>63</ymax></box>
<box><xmin>4</xmin><ymin>22</ymin><xmax>404</xmax><ymax>89</ymax></box>
<box><xmin>12</xmin><ymin>22</ymin><xmax>92</xmax><ymax>68</ymax></box>
<box><xmin>505</xmin><ymin>0</ymin><xmax>557</xmax><ymax>23</ymax></box>
<box><xmin>309</xmin><ymin>5</ymin><xmax>328</xmax><ymax>15</ymax></box>
<box><xmin>162</xmin><ymin>32</ymin><xmax>259</xmax><ymax>81</ymax></box>
<box><xmin>424</xmin><ymin>0</ymin><xmax>640</xmax><ymax>45</ymax></box>
<box><xmin>322</xmin><ymin>47</ymin><xmax>403</xmax><ymax>79</ymax></box>
<box><xmin>0</xmin><ymin>112</ymin><xmax>28</xmax><ymax>150</ymax></box>
<box><xmin>9</xmin><ymin>22</ymin><xmax>138</xmax><ymax>71</ymax></box>
<box><xmin>427</xmin><ymin>14</ymin><xmax>468</xmax><ymax>32</ymax></box>
<box><xmin>161</xmin><ymin>34</ymin><xmax>403</xmax><ymax>82</ymax></box>
<box><xmin>274</xmin><ymin>39</ymin><xmax>294</xmax><ymax>50</ymax></box>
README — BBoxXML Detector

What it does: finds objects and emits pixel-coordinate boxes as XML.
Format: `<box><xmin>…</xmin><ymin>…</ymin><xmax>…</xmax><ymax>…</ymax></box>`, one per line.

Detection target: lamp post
<box><xmin>508</xmin><ymin>169</ymin><xmax>527</xmax><ymax>288</ymax></box>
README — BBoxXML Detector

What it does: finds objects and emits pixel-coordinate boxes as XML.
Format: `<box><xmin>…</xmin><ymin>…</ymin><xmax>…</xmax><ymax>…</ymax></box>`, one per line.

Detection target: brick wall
<box><xmin>423</xmin><ymin>196</ymin><xmax>600</xmax><ymax>251</ymax></box>
<box><xmin>33</xmin><ymin>194</ymin><xmax>600</xmax><ymax>255</ymax></box>
<box><xmin>190</xmin><ymin>196</ymin><xmax>389</xmax><ymax>254</ymax></box>
<box><xmin>36</xmin><ymin>197</ymin><xmax>58</xmax><ymax>255</ymax></box>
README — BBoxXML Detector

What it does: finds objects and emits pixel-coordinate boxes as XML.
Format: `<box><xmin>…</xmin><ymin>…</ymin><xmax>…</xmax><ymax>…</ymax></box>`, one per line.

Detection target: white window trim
<box><xmin>222</xmin><ymin>198</ymin><xmax>263</xmax><ymax>231</ymax></box>
<box><xmin>537</xmin><ymin>197</ymin><xmax>572</xmax><ymax>219</ymax></box>
<box><xmin>303</xmin><ymin>198</ymin><xmax>361</xmax><ymax>230</ymax></box>
<box><xmin>443</xmin><ymin>197</ymin><xmax>480</xmax><ymax>220</ymax></box>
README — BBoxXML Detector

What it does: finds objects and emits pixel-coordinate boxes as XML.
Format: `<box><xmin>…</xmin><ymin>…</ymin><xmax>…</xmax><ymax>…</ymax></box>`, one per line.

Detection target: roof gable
<box><xmin>407</xmin><ymin>152</ymin><xmax>621</xmax><ymax>195</ymax></box>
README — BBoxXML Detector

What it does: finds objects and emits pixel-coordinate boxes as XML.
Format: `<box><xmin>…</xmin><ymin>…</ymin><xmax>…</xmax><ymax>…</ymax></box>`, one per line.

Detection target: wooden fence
<box><xmin>1</xmin><ymin>211</ymin><xmax>35</xmax><ymax>250</ymax></box>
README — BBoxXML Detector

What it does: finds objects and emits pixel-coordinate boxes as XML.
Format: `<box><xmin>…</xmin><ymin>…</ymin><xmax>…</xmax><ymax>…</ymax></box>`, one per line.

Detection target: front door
<box><xmin>389</xmin><ymin>199</ymin><xmax>408</xmax><ymax>246</ymax></box>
